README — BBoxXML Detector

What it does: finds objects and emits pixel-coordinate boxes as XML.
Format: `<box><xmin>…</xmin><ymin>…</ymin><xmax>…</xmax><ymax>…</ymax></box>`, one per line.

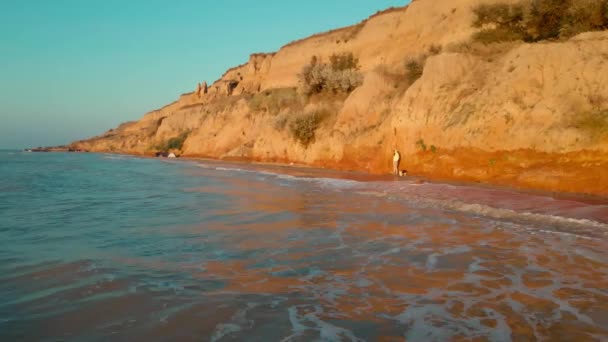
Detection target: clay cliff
<box><xmin>72</xmin><ymin>0</ymin><xmax>608</xmax><ymax>195</ymax></box>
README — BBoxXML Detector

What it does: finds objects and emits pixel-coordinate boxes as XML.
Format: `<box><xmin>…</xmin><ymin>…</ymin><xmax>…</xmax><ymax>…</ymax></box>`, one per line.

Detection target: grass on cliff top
<box><xmin>248</xmin><ymin>87</ymin><xmax>303</xmax><ymax>115</ymax></box>
<box><xmin>472</xmin><ymin>0</ymin><xmax>608</xmax><ymax>44</ymax></box>
<box><xmin>180</xmin><ymin>94</ymin><xmax>247</xmax><ymax>115</ymax></box>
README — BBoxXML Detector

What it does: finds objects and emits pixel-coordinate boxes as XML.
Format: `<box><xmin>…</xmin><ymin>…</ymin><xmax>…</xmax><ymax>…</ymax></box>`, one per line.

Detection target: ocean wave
<box><xmin>103</xmin><ymin>155</ymin><xmax>133</xmax><ymax>160</ymax></box>
<box><xmin>193</xmin><ymin>162</ymin><xmax>608</xmax><ymax>239</ymax></box>
<box><xmin>275</xmin><ymin>174</ymin><xmax>360</xmax><ymax>189</ymax></box>
<box><xmin>358</xmin><ymin>191</ymin><xmax>608</xmax><ymax>240</ymax></box>
<box><xmin>198</xmin><ymin>164</ymin><xmax>361</xmax><ymax>189</ymax></box>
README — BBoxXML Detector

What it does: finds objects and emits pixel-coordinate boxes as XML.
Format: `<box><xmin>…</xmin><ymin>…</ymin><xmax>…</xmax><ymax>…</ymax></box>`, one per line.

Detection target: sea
<box><xmin>1</xmin><ymin>150</ymin><xmax>607</xmax><ymax>341</ymax></box>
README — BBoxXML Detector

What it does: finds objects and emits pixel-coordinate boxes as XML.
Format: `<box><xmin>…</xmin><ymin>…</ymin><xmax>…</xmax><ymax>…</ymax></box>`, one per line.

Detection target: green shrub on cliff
<box><xmin>472</xmin><ymin>2</ymin><xmax>527</xmax><ymax>43</ymax></box>
<box><xmin>404</xmin><ymin>57</ymin><xmax>426</xmax><ymax>84</ymax></box>
<box><xmin>156</xmin><ymin>131</ymin><xmax>190</xmax><ymax>151</ymax></box>
<box><xmin>560</xmin><ymin>0</ymin><xmax>608</xmax><ymax>38</ymax></box>
<box><xmin>527</xmin><ymin>0</ymin><xmax>571</xmax><ymax>40</ymax></box>
<box><xmin>167</xmin><ymin>132</ymin><xmax>188</xmax><ymax>150</ymax></box>
<box><xmin>248</xmin><ymin>87</ymin><xmax>303</xmax><ymax>115</ymax></box>
<box><xmin>289</xmin><ymin>109</ymin><xmax>331</xmax><ymax>147</ymax></box>
<box><xmin>474</xmin><ymin>26</ymin><xmax>527</xmax><ymax>44</ymax></box>
<box><xmin>574</xmin><ymin>109</ymin><xmax>608</xmax><ymax>140</ymax></box>
<box><xmin>299</xmin><ymin>53</ymin><xmax>363</xmax><ymax>96</ymax></box>
<box><xmin>416</xmin><ymin>138</ymin><xmax>427</xmax><ymax>152</ymax></box>
<box><xmin>472</xmin><ymin>0</ymin><xmax>608</xmax><ymax>44</ymax></box>
<box><xmin>473</xmin><ymin>3</ymin><xmax>525</xmax><ymax>28</ymax></box>
<box><xmin>329</xmin><ymin>53</ymin><xmax>359</xmax><ymax>71</ymax></box>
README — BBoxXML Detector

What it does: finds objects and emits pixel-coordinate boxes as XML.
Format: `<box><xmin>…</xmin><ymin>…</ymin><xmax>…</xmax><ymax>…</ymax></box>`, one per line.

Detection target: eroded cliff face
<box><xmin>72</xmin><ymin>0</ymin><xmax>608</xmax><ymax>195</ymax></box>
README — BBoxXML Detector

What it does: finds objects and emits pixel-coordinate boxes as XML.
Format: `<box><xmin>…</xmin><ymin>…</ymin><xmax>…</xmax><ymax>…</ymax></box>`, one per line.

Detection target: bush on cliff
<box><xmin>400</xmin><ymin>44</ymin><xmax>443</xmax><ymax>86</ymax></box>
<box><xmin>289</xmin><ymin>109</ymin><xmax>331</xmax><ymax>147</ymax></box>
<box><xmin>299</xmin><ymin>53</ymin><xmax>363</xmax><ymax>96</ymax></box>
<box><xmin>329</xmin><ymin>53</ymin><xmax>359</xmax><ymax>71</ymax></box>
<box><xmin>472</xmin><ymin>0</ymin><xmax>608</xmax><ymax>44</ymax></box>
<box><xmin>473</xmin><ymin>3</ymin><xmax>526</xmax><ymax>43</ymax></box>
<box><xmin>248</xmin><ymin>87</ymin><xmax>303</xmax><ymax>115</ymax></box>
<box><xmin>574</xmin><ymin>108</ymin><xmax>608</xmax><ymax>141</ymax></box>
<box><xmin>156</xmin><ymin>131</ymin><xmax>190</xmax><ymax>151</ymax></box>
<box><xmin>404</xmin><ymin>57</ymin><xmax>426</xmax><ymax>84</ymax></box>
<box><xmin>560</xmin><ymin>0</ymin><xmax>608</xmax><ymax>38</ymax></box>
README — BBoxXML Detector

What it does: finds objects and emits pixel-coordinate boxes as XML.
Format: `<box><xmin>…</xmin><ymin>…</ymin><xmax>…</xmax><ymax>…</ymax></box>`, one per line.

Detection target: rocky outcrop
<box><xmin>196</xmin><ymin>82</ymin><xmax>208</xmax><ymax>98</ymax></box>
<box><xmin>71</xmin><ymin>0</ymin><xmax>608</xmax><ymax>195</ymax></box>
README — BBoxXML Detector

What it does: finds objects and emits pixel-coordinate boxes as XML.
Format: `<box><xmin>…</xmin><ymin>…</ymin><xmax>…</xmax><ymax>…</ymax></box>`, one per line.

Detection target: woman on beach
<box><xmin>393</xmin><ymin>149</ymin><xmax>401</xmax><ymax>176</ymax></box>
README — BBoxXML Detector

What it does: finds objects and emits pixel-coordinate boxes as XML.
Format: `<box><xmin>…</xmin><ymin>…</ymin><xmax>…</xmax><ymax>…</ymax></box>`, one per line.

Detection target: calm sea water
<box><xmin>1</xmin><ymin>150</ymin><xmax>608</xmax><ymax>341</ymax></box>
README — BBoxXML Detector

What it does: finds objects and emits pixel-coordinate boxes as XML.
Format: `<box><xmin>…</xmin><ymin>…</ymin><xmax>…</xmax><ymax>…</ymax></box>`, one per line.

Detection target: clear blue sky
<box><xmin>0</xmin><ymin>0</ymin><xmax>407</xmax><ymax>149</ymax></box>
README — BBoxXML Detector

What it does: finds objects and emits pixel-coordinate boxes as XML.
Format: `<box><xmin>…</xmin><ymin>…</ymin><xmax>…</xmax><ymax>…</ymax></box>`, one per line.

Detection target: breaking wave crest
<box><xmin>366</xmin><ymin>191</ymin><xmax>608</xmax><ymax>240</ymax></box>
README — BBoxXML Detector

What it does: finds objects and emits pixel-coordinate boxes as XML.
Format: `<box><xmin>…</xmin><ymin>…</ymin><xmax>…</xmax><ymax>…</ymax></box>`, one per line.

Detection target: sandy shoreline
<box><xmin>25</xmin><ymin>148</ymin><xmax>608</xmax><ymax>202</ymax></box>
<box><xmin>91</xmin><ymin>150</ymin><xmax>608</xmax><ymax>205</ymax></box>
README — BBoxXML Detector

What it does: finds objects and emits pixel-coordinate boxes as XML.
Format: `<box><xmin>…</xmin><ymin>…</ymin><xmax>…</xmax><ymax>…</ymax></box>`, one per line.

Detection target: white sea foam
<box><xmin>275</xmin><ymin>174</ymin><xmax>360</xmax><ymax>189</ymax></box>
<box><xmin>199</xmin><ymin>163</ymin><xmax>361</xmax><ymax>189</ymax></box>
<box><xmin>103</xmin><ymin>155</ymin><xmax>133</xmax><ymax>160</ymax></box>
<box><xmin>210</xmin><ymin>323</ymin><xmax>241</xmax><ymax>342</ymax></box>
<box><xmin>283</xmin><ymin>305</ymin><xmax>364</xmax><ymax>342</ymax></box>
<box><xmin>438</xmin><ymin>199</ymin><xmax>606</xmax><ymax>232</ymax></box>
<box><xmin>354</xmin><ymin>190</ymin><xmax>608</xmax><ymax>240</ymax></box>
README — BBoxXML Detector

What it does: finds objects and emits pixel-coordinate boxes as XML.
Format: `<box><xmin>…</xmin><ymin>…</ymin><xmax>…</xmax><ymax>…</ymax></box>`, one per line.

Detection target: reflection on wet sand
<box><xmin>180</xmin><ymin>167</ymin><xmax>608</xmax><ymax>340</ymax></box>
<box><xmin>2</xmin><ymin>160</ymin><xmax>608</xmax><ymax>341</ymax></box>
